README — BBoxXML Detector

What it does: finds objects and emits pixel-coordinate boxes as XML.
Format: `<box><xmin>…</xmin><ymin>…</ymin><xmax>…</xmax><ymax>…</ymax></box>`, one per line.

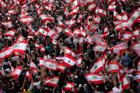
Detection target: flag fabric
<box><xmin>57</xmin><ymin>63</ymin><xmax>66</xmax><ymax>71</ymax></box>
<box><xmin>44</xmin><ymin>77</ymin><xmax>59</xmax><ymax>86</ymax></box>
<box><xmin>93</xmin><ymin>44</ymin><xmax>107</xmax><ymax>53</ymax></box>
<box><xmin>4</xmin><ymin>30</ymin><xmax>16</xmax><ymax>37</ymax></box>
<box><xmin>131</xmin><ymin>28</ymin><xmax>139</xmax><ymax>39</ymax></box>
<box><xmin>63</xmin><ymin>54</ymin><xmax>77</xmax><ymax>67</ymax></box>
<box><xmin>131</xmin><ymin>42</ymin><xmax>140</xmax><ymax>56</ymax></box>
<box><xmin>64</xmin><ymin>82</ymin><xmax>75</xmax><ymax>92</ymax></box>
<box><xmin>26</xmin><ymin>71</ymin><xmax>32</xmax><ymax>80</ymax></box>
<box><xmin>39</xmin><ymin>14</ymin><xmax>53</xmax><ymax>22</ymax></box>
<box><xmin>39</xmin><ymin>57</ymin><xmax>45</xmax><ymax>67</ymax></box>
<box><xmin>20</xmin><ymin>16</ymin><xmax>33</xmax><ymax>24</ymax></box>
<box><xmin>102</xmin><ymin>26</ymin><xmax>109</xmax><ymax>36</ymax></box>
<box><xmin>121</xmin><ymin>75</ymin><xmax>130</xmax><ymax>90</ymax></box>
<box><xmin>108</xmin><ymin>5</ymin><xmax>116</xmax><ymax>11</ymax></box>
<box><xmin>10</xmin><ymin>66</ymin><xmax>23</xmax><ymax>79</ymax></box>
<box><xmin>88</xmin><ymin>3</ymin><xmax>96</xmax><ymax>12</ymax></box>
<box><xmin>73</xmin><ymin>29</ymin><xmax>86</xmax><ymax>37</ymax></box>
<box><xmin>95</xmin><ymin>8</ymin><xmax>107</xmax><ymax>16</ymax></box>
<box><xmin>85</xmin><ymin>73</ymin><xmax>104</xmax><ymax>84</ymax></box>
<box><xmin>38</xmin><ymin>27</ymin><xmax>48</xmax><ymax>37</ymax></box>
<box><xmin>64</xmin><ymin>47</ymin><xmax>76</xmax><ymax>57</ymax></box>
<box><xmin>93</xmin><ymin>15</ymin><xmax>101</xmax><ymax>24</ymax></box>
<box><xmin>108</xmin><ymin>62</ymin><xmax>119</xmax><ymax>72</ymax></box>
<box><xmin>69</xmin><ymin>7</ymin><xmax>79</xmax><ymax>16</ymax></box>
<box><xmin>71</xmin><ymin>0</ymin><xmax>78</xmax><ymax>9</ymax></box>
<box><xmin>76</xmin><ymin>57</ymin><xmax>83</xmax><ymax>67</ymax></box>
<box><xmin>65</xmin><ymin>28</ymin><xmax>74</xmax><ymax>37</ymax></box>
<box><xmin>13</xmin><ymin>41</ymin><xmax>28</xmax><ymax>54</ymax></box>
<box><xmin>45</xmin><ymin>60</ymin><xmax>57</xmax><ymax>70</ymax></box>
<box><xmin>30</xmin><ymin>61</ymin><xmax>38</xmax><ymax>74</ymax></box>
<box><xmin>1</xmin><ymin>21</ymin><xmax>13</xmax><ymax>28</ymax></box>
<box><xmin>7</xmin><ymin>9</ymin><xmax>16</xmax><ymax>15</ymax></box>
<box><xmin>90</xmin><ymin>54</ymin><xmax>106</xmax><ymax>73</ymax></box>
<box><xmin>15</xmin><ymin>35</ymin><xmax>25</xmax><ymax>42</ymax></box>
<box><xmin>122</xmin><ymin>32</ymin><xmax>132</xmax><ymax>41</ymax></box>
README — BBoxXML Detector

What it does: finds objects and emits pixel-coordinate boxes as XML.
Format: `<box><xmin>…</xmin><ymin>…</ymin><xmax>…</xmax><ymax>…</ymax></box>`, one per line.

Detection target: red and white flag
<box><xmin>26</xmin><ymin>71</ymin><xmax>32</xmax><ymax>80</ymax></box>
<box><xmin>64</xmin><ymin>82</ymin><xmax>75</xmax><ymax>92</ymax></box>
<box><xmin>15</xmin><ymin>35</ymin><xmax>25</xmax><ymax>42</ymax></box>
<box><xmin>7</xmin><ymin>9</ymin><xmax>16</xmax><ymax>15</ymax></box>
<box><xmin>121</xmin><ymin>75</ymin><xmax>130</xmax><ymax>90</ymax></box>
<box><xmin>44</xmin><ymin>77</ymin><xmax>59</xmax><ymax>86</ymax></box>
<box><xmin>90</xmin><ymin>54</ymin><xmax>106</xmax><ymax>73</ymax></box>
<box><xmin>10</xmin><ymin>66</ymin><xmax>23</xmax><ymax>79</ymax></box>
<box><xmin>20</xmin><ymin>16</ymin><xmax>33</xmax><ymax>24</ymax></box>
<box><xmin>102</xmin><ymin>26</ymin><xmax>109</xmax><ymax>36</ymax></box>
<box><xmin>122</xmin><ymin>32</ymin><xmax>132</xmax><ymax>41</ymax></box>
<box><xmin>64</xmin><ymin>47</ymin><xmax>76</xmax><ymax>57</ymax></box>
<box><xmin>45</xmin><ymin>60</ymin><xmax>57</xmax><ymax>70</ymax></box>
<box><xmin>63</xmin><ymin>54</ymin><xmax>77</xmax><ymax>67</ymax></box>
<box><xmin>65</xmin><ymin>28</ymin><xmax>74</xmax><ymax>37</ymax></box>
<box><xmin>57</xmin><ymin>63</ymin><xmax>66</xmax><ymax>71</ymax></box>
<box><xmin>73</xmin><ymin>29</ymin><xmax>86</xmax><ymax>37</ymax></box>
<box><xmin>13</xmin><ymin>41</ymin><xmax>28</xmax><ymax>54</ymax></box>
<box><xmin>88</xmin><ymin>3</ymin><xmax>96</xmax><ymax>12</ymax></box>
<box><xmin>39</xmin><ymin>14</ymin><xmax>54</xmax><ymax>22</ymax></box>
<box><xmin>131</xmin><ymin>28</ymin><xmax>139</xmax><ymax>39</ymax></box>
<box><xmin>30</xmin><ymin>61</ymin><xmax>38</xmax><ymax>74</ymax></box>
<box><xmin>38</xmin><ymin>27</ymin><xmax>48</xmax><ymax>37</ymax></box>
<box><xmin>0</xmin><ymin>47</ymin><xmax>13</xmax><ymax>60</ymax></box>
<box><xmin>76</xmin><ymin>57</ymin><xmax>83</xmax><ymax>67</ymax></box>
<box><xmin>85</xmin><ymin>73</ymin><xmax>104</xmax><ymax>84</ymax></box>
<box><xmin>4</xmin><ymin>30</ymin><xmax>16</xmax><ymax>37</ymax></box>
<box><xmin>95</xmin><ymin>8</ymin><xmax>107</xmax><ymax>16</ymax></box>
<box><xmin>47</xmin><ymin>29</ymin><xmax>57</xmax><ymax>38</ymax></box>
<box><xmin>39</xmin><ymin>57</ymin><xmax>45</xmax><ymax>67</ymax></box>
<box><xmin>108</xmin><ymin>5</ymin><xmax>116</xmax><ymax>11</ymax></box>
<box><xmin>93</xmin><ymin>44</ymin><xmax>107</xmax><ymax>53</ymax></box>
<box><xmin>108</xmin><ymin>62</ymin><xmax>119</xmax><ymax>72</ymax></box>
<box><xmin>93</xmin><ymin>15</ymin><xmax>101</xmax><ymax>24</ymax></box>
<box><xmin>131</xmin><ymin>42</ymin><xmax>140</xmax><ymax>56</ymax></box>
<box><xmin>1</xmin><ymin>21</ymin><xmax>13</xmax><ymax>28</ymax></box>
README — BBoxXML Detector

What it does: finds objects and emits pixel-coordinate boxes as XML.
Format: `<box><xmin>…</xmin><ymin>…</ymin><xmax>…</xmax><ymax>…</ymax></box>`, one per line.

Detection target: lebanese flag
<box><xmin>15</xmin><ymin>35</ymin><xmax>24</xmax><ymax>42</ymax></box>
<box><xmin>71</xmin><ymin>0</ymin><xmax>78</xmax><ymax>9</ymax></box>
<box><xmin>93</xmin><ymin>44</ymin><xmax>107</xmax><ymax>53</ymax></box>
<box><xmin>51</xmin><ymin>39</ymin><xmax>58</xmax><ymax>46</ymax></box>
<box><xmin>69</xmin><ymin>7</ymin><xmax>79</xmax><ymax>16</ymax></box>
<box><xmin>90</xmin><ymin>54</ymin><xmax>106</xmax><ymax>73</ymax></box>
<box><xmin>45</xmin><ymin>60</ymin><xmax>57</xmax><ymax>70</ymax></box>
<box><xmin>7</xmin><ymin>9</ymin><xmax>16</xmax><ymax>15</ymax></box>
<box><xmin>73</xmin><ymin>29</ymin><xmax>86</xmax><ymax>37</ymax></box>
<box><xmin>122</xmin><ymin>32</ymin><xmax>132</xmax><ymax>41</ymax></box>
<box><xmin>4</xmin><ymin>30</ymin><xmax>16</xmax><ymax>37</ymax></box>
<box><xmin>131</xmin><ymin>28</ymin><xmax>139</xmax><ymax>38</ymax></box>
<box><xmin>88</xmin><ymin>3</ymin><xmax>96</xmax><ymax>12</ymax></box>
<box><xmin>57</xmin><ymin>63</ymin><xmax>66</xmax><ymax>71</ymax></box>
<box><xmin>27</xmin><ymin>24</ymin><xmax>35</xmax><ymax>34</ymax></box>
<box><xmin>10</xmin><ymin>66</ymin><xmax>23</xmax><ymax>79</ymax></box>
<box><xmin>64</xmin><ymin>82</ymin><xmax>75</xmax><ymax>92</ymax></box>
<box><xmin>77</xmin><ymin>14</ymin><xmax>82</xmax><ymax>22</ymax></box>
<box><xmin>85</xmin><ymin>73</ymin><xmax>104</xmax><ymax>84</ymax></box>
<box><xmin>108</xmin><ymin>62</ymin><xmax>119</xmax><ymax>72</ymax></box>
<box><xmin>127</xmin><ymin>9</ymin><xmax>139</xmax><ymax>28</ymax></box>
<box><xmin>20</xmin><ymin>16</ymin><xmax>33</xmax><ymax>24</ymax></box>
<box><xmin>38</xmin><ymin>27</ymin><xmax>48</xmax><ymax>37</ymax></box>
<box><xmin>108</xmin><ymin>5</ymin><xmax>116</xmax><ymax>11</ymax></box>
<box><xmin>95</xmin><ymin>8</ymin><xmax>107</xmax><ymax>16</ymax></box>
<box><xmin>121</xmin><ymin>75</ymin><xmax>130</xmax><ymax>90</ymax></box>
<box><xmin>0</xmin><ymin>48</ymin><xmax>13</xmax><ymax>60</ymax></box>
<box><xmin>0</xmin><ymin>67</ymin><xmax>5</xmax><ymax>76</ymax></box>
<box><xmin>30</xmin><ymin>61</ymin><xmax>38</xmax><ymax>74</ymax></box>
<box><xmin>39</xmin><ymin>57</ymin><xmax>45</xmax><ymax>67</ymax></box>
<box><xmin>65</xmin><ymin>28</ymin><xmax>74</xmax><ymax>37</ymax></box>
<box><xmin>88</xmin><ymin>24</ymin><xmax>97</xmax><ymax>32</ymax></box>
<box><xmin>19</xmin><ymin>0</ymin><xmax>27</xmax><ymax>5</ymax></box>
<box><xmin>25</xmin><ymin>71</ymin><xmax>32</xmax><ymax>80</ymax></box>
<box><xmin>93</xmin><ymin>15</ymin><xmax>101</xmax><ymax>24</ymax></box>
<box><xmin>13</xmin><ymin>41</ymin><xmax>28</xmax><ymax>54</ymax></box>
<box><xmin>63</xmin><ymin>54</ymin><xmax>77</xmax><ymax>67</ymax></box>
<box><xmin>110</xmin><ymin>42</ymin><xmax>128</xmax><ymax>55</ymax></box>
<box><xmin>44</xmin><ymin>77</ymin><xmax>59</xmax><ymax>86</ymax></box>
<box><xmin>85</xmin><ymin>35</ymin><xmax>93</xmax><ymax>45</ymax></box>
<box><xmin>113</xmin><ymin>11</ymin><xmax>123</xmax><ymax>21</ymax></box>
<box><xmin>39</xmin><ymin>14</ymin><xmax>53</xmax><ymax>22</ymax></box>
<box><xmin>47</xmin><ymin>29</ymin><xmax>57</xmax><ymax>38</ymax></box>
<box><xmin>35</xmin><ymin>43</ymin><xmax>41</xmax><ymax>49</ymax></box>
<box><xmin>64</xmin><ymin>47</ymin><xmax>76</xmax><ymax>57</ymax></box>
<box><xmin>76</xmin><ymin>57</ymin><xmax>83</xmax><ymax>67</ymax></box>
<box><xmin>102</xmin><ymin>26</ymin><xmax>109</xmax><ymax>36</ymax></box>
<box><xmin>1</xmin><ymin>21</ymin><xmax>13</xmax><ymax>28</ymax></box>
<box><xmin>131</xmin><ymin>42</ymin><xmax>140</xmax><ymax>56</ymax></box>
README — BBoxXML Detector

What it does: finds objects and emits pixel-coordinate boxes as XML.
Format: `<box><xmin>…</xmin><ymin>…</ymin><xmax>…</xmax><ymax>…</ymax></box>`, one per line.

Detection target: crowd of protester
<box><xmin>0</xmin><ymin>0</ymin><xmax>140</xmax><ymax>93</ymax></box>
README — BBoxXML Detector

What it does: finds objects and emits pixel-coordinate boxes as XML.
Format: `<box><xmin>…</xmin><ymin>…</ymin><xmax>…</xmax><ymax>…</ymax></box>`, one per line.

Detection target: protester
<box><xmin>0</xmin><ymin>0</ymin><xmax>140</xmax><ymax>93</ymax></box>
